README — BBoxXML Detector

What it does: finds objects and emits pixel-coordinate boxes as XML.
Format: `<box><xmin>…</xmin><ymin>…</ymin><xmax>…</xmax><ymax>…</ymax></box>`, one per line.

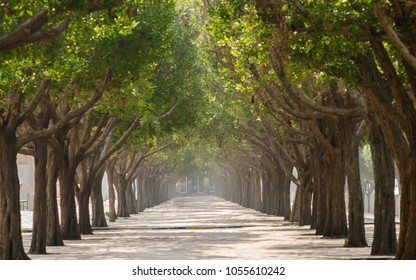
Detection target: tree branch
<box><xmin>375</xmin><ymin>2</ymin><xmax>416</xmax><ymax>72</ymax></box>
<box><xmin>157</xmin><ymin>103</ymin><xmax>178</xmax><ymax>120</ymax></box>
<box><xmin>15</xmin><ymin>68</ymin><xmax>111</xmax><ymax>149</ymax></box>
<box><xmin>0</xmin><ymin>9</ymin><xmax>70</xmax><ymax>52</ymax></box>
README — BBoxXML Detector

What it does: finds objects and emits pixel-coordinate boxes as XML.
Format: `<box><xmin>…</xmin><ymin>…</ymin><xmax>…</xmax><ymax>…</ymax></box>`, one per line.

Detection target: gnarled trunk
<box><xmin>0</xmin><ymin>131</ymin><xmax>29</xmax><ymax>259</ymax></box>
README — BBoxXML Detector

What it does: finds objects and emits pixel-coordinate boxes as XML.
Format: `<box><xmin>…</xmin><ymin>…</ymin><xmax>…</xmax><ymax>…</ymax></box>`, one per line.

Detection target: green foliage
<box><xmin>1</xmin><ymin>0</ymin><xmax>209</xmax><ymax>176</ymax></box>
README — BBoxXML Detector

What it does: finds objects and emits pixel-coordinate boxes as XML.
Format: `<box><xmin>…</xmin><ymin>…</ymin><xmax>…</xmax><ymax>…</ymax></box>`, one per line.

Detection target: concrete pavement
<box><xmin>23</xmin><ymin>195</ymin><xmax>393</xmax><ymax>260</ymax></box>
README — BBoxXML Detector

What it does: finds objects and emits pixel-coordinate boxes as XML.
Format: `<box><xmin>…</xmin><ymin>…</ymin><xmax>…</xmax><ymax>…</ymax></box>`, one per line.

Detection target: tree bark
<box><xmin>59</xmin><ymin>161</ymin><xmax>81</xmax><ymax>240</ymax></box>
<box><xmin>78</xmin><ymin>188</ymin><xmax>93</xmax><ymax>235</ymax></box>
<box><xmin>116</xmin><ymin>174</ymin><xmax>129</xmax><ymax>218</ymax></box>
<box><xmin>126</xmin><ymin>182</ymin><xmax>138</xmax><ymax>215</ymax></box>
<box><xmin>322</xmin><ymin>149</ymin><xmax>348</xmax><ymax>238</ymax></box>
<box><xmin>289</xmin><ymin>185</ymin><xmax>301</xmax><ymax>223</ymax></box>
<box><xmin>345</xmin><ymin>133</ymin><xmax>368</xmax><ymax>247</ymax></box>
<box><xmin>106</xmin><ymin>161</ymin><xmax>117</xmax><ymax>222</ymax></box>
<box><xmin>0</xmin><ymin>131</ymin><xmax>30</xmax><ymax>259</ymax></box>
<box><xmin>91</xmin><ymin>168</ymin><xmax>108</xmax><ymax>228</ymax></box>
<box><xmin>28</xmin><ymin>139</ymin><xmax>48</xmax><ymax>254</ymax></box>
<box><xmin>396</xmin><ymin>148</ymin><xmax>416</xmax><ymax>259</ymax></box>
<box><xmin>369</xmin><ymin>117</ymin><xmax>396</xmax><ymax>255</ymax></box>
<box><xmin>46</xmin><ymin>147</ymin><xmax>64</xmax><ymax>246</ymax></box>
<box><xmin>299</xmin><ymin>171</ymin><xmax>312</xmax><ymax>226</ymax></box>
<box><xmin>313</xmin><ymin>149</ymin><xmax>326</xmax><ymax>235</ymax></box>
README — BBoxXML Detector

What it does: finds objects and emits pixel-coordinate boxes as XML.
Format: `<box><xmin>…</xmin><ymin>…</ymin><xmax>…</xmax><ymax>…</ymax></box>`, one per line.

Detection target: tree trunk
<box><xmin>78</xmin><ymin>189</ymin><xmax>93</xmax><ymax>234</ymax></box>
<box><xmin>137</xmin><ymin>178</ymin><xmax>144</xmax><ymax>212</ymax></box>
<box><xmin>59</xmin><ymin>165</ymin><xmax>80</xmax><ymax>240</ymax></box>
<box><xmin>313</xmin><ymin>147</ymin><xmax>326</xmax><ymax>235</ymax></box>
<box><xmin>28</xmin><ymin>139</ymin><xmax>48</xmax><ymax>254</ymax></box>
<box><xmin>46</xmin><ymin>148</ymin><xmax>64</xmax><ymax>246</ymax></box>
<box><xmin>289</xmin><ymin>185</ymin><xmax>301</xmax><ymax>223</ymax></box>
<box><xmin>116</xmin><ymin>175</ymin><xmax>129</xmax><ymax>217</ymax></box>
<box><xmin>323</xmin><ymin>149</ymin><xmax>348</xmax><ymax>238</ymax></box>
<box><xmin>283</xmin><ymin>173</ymin><xmax>291</xmax><ymax>221</ymax></box>
<box><xmin>396</xmin><ymin>147</ymin><xmax>416</xmax><ymax>259</ymax></box>
<box><xmin>369</xmin><ymin>119</ymin><xmax>396</xmax><ymax>255</ymax></box>
<box><xmin>299</xmin><ymin>172</ymin><xmax>312</xmax><ymax>226</ymax></box>
<box><xmin>0</xmin><ymin>131</ymin><xmax>30</xmax><ymax>259</ymax></box>
<box><xmin>91</xmin><ymin>169</ymin><xmax>108</xmax><ymax>228</ymax></box>
<box><xmin>345</xmin><ymin>135</ymin><xmax>367</xmax><ymax>247</ymax></box>
<box><xmin>126</xmin><ymin>183</ymin><xmax>137</xmax><ymax>214</ymax></box>
<box><xmin>106</xmin><ymin>163</ymin><xmax>117</xmax><ymax>222</ymax></box>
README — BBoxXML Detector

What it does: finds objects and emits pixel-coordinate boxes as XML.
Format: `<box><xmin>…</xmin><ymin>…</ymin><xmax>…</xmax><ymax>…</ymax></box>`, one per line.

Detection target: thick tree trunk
<box><xmin>116</xmin><ymin>175</ymin><xmax>129</xmax><ymax>218</ymax></box>
<box><xmin>396</xmin><ymin>147</ymin><xmax>416</xmax><ymax>259</ymax></box>
<box><xmin>355</xmin><ymin>51</ymin><xmax>414</xmax><ymax>259</ymax></box>
<box><xmin>345</xmin><ymin>136</ymin><xmax>367</xmax><ymax>247</ymax></box>
<box><xmin>0</xmin><ymin>131</ymin><xmax>30</xmax><ymax>259</ymax></box>
<box><xmin>59</xmin><ymin>165</ymin><xmax>80</xmax><ymax>240</ymax></box>
<box><xmin>323</xmin><ymin>150</ymin><xmax>348</xmax><ymax>238</ymax></box>
<box><xmin>126</xmin><ymin>183</ymin><xmax>137</xmax><ymax>214</ymax></box>
<box><xmin>78</xmin><ymin>189</ymin><xmax>93</xmax><ymax>234</ymax></box>
<box><xmin>369</xmin><ymin>120</ymin><xmax>396</xmax><ymax>255</ymax></box>
<box><xmin>29</xmin><ymin>139</ymin><xmax>48</xmax><ymax>254</ymax></box>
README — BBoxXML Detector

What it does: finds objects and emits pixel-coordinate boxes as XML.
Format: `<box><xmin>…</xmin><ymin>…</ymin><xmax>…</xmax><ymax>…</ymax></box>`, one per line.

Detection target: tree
<box><xmin>284</xmin><ymin>0</ymin><xmax>415</xmax><ymax>259</ymax></box>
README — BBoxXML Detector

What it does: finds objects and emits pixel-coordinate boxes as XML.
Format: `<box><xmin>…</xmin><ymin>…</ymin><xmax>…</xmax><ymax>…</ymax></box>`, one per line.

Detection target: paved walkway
<box><xmin>23</xmin><ymin>195</ymin><xmax>393</xmax><ymax>260</ymax></box>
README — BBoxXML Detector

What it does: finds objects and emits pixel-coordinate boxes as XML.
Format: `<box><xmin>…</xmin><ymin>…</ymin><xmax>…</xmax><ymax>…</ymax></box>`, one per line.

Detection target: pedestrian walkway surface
<box><xmin>23</xmin><ymin>195</ymin><xmax>390</xmax><ymax>260</ymax></box>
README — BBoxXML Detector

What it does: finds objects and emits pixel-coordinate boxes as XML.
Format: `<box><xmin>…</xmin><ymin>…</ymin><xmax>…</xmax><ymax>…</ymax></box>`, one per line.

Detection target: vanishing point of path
<box><xmin>24</xmin><ymin>195</ymin><xmax>378</xmax><ymax>260</ymax></box>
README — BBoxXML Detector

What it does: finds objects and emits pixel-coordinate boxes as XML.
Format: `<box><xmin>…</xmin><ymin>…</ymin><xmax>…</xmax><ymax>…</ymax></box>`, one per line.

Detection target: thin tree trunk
<box><xmin>290</xmin><ymin>185</ymin><xmax>301</xmax><ymax>223</ymax></box>
<box><xmin>29</xmin><ymin>139</ymin><xmax>48</xmax><ymax>254</ymax></box>
<box><xmin>46</xmin><ymin>148</ymin><xmax>64</xmax><ymax>246</ymax></box>
<box><xmin>283</xmin><ymin>174</ymin><xmax>291</xmax><ymax>221</ymax></box>
<box><xmin>106</xmin><ymin>162</ymin><xmax>117</xmax><ymax>222</ymax></box>
<box><xmin>91</xmin><ymin>168</ymin><xmax>108</xmax><ymax>228</ymax></box>
<box><xmin>313</xmin><ymin>147</ymin><xmax>326</xmax><ymax>235</ymax></box>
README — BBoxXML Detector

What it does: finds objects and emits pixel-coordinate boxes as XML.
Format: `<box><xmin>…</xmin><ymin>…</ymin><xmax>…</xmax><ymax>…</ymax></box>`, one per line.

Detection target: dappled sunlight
<box><xmin>24</xmin><ymin>196</ymin><xmax>383</xmax><ymax>260</ymax></box>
